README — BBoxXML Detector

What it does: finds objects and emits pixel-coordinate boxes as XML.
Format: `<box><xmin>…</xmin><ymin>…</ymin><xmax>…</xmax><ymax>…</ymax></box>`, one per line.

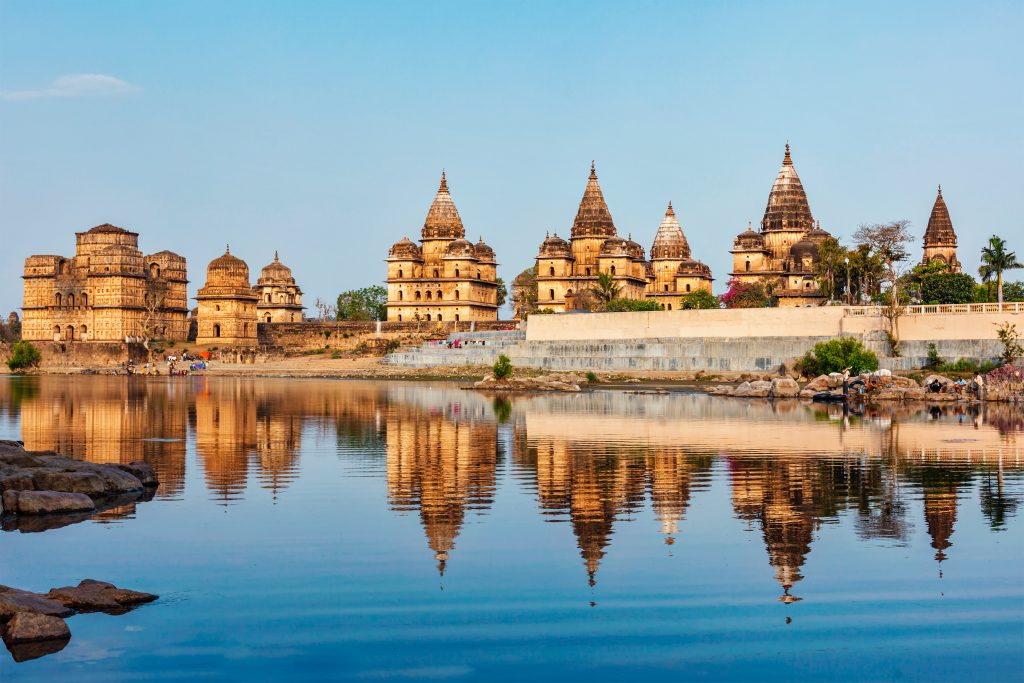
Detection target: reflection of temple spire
<box><xmin>924</xmin><ymin>487</ymin><xmax>957</xmax><ymax>566</ymax></box>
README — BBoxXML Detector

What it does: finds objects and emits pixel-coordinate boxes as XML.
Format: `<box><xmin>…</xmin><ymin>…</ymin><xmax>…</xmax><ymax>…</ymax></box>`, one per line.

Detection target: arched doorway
<box><xmin>213</xmin><ymin>324</ymin><xmax>221</xmax><ymax>338</ymax></box>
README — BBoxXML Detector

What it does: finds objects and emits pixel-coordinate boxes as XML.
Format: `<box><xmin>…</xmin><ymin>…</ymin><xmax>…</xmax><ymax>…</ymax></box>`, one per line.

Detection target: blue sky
<box><xmin>1</xmin><ymin>1</ymin><xmax>1021</xmax><ymax>315</ymax></box>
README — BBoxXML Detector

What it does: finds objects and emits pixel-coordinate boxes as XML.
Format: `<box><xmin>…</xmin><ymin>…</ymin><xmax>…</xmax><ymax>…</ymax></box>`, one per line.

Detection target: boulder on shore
<box><xmin>804</xmin><ymin>375</ymin><xmax>831</xmax><ymax>392</ymax></box>
<box><xmin>771</xmin><ymin>377</ymin><xmax>800</xmax><ymax>398</ymax></box>
<box><xmin>47</xmin><ymin>580</ymin><xmax>158</xmax><ymax>613</ymax></box>
<box><xmin>921</xmin><ymin>374</ymin><xmax>954</xmax><ymax>388</ymax></box>
<box><xmin>0</xmin><ymin>587</ymin><xmax>74</xmax><ymax>620</ymax></box>
<box><xmin>2</xmin><ymin>491</ymin><xmax>95</xmax><ymax>516</ymax></box>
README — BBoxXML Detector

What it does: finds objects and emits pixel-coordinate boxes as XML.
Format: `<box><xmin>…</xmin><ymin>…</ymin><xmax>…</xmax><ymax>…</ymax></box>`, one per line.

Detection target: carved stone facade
<box><xmin>533</xmin><ymin>164</ymin><xmax>713</xmax><ymax>313</ymax></box>
<box><xmin>921</xmin><ymin>186</ymin><xmax>961</xmax><ymax>272</ymax></box>
<box><xmin>254</xmin><ymin>252</ymin><xmax>305</xmax><ymax>323</ymax></box>
<box><xmin>729</xmin><ymin>145</ymin><xmax>832</xmax><ymax>307</ymax></box>
<box><xmin>386</xmin><ymin>173</ymin><xmax>500</xmax><ymax>322</ymax></box>
<box><xmin>195</xmin><ymin>247</ymin><xmax>259</xmax><ymax>346</ymax></box>
<box><xmin>21</xmin><ymin>224</ymin><xmax>188</xmax><ymax>342</ymax></box>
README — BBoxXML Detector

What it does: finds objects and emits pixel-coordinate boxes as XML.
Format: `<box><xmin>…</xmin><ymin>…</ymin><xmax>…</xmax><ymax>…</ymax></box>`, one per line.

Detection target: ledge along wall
<box><xmin>518</xmin><ymin>307</ymin><xmax>1019</xmax><ymax>372</ymax></box>
<box><xmin>385</xmin><ymin>306</ymin><xmax>1019</xmax><ymax>372</ymax></box>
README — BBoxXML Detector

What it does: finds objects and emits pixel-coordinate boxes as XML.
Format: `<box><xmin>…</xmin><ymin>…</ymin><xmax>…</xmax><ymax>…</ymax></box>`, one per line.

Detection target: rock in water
<box><xmin>3</xmin><ymin>491</ymin><xmax>95</xmax><ymax>515</ymax></box>
<box><xmin>3</xmin><ymin>612</ymin><xmax>70</xmax><ymax>644</ymax></box>
<box><xmin>771</xmin><ymin>377</ymin><xmax>800</xmax><ymax>398</ymax></box>
<box><xmin>113</xmin><ymin>462</ymin><xmax>159</xmax><ymax>488</ymax></box>
<box><xmin>47</xmin><ymin>580</ymin><xmax>158</xmax><ymax>613</ymax></box>
<box><xmin>0</xmin><ymin>587</ymin><xmax>74</xmax><ymax>620</ymax></box>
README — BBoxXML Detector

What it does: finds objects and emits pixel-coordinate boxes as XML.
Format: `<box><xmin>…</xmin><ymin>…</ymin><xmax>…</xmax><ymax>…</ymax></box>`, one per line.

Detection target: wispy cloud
<box><xmin>0</xmin><ymin>74</ymin><xmax>138</xmax><ymax>101</ymax></box>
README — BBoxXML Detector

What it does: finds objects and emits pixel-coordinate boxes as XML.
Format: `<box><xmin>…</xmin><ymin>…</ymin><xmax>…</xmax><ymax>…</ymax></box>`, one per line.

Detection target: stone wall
<box><xmin>16</xmin><ymin>341</ymin><xmax>148</xmax><ymax>370</ymax></box>
<box><xmin>259</xmin><ymin>320</ymin><xmax>520</xmax><ymax>353</ymax></box>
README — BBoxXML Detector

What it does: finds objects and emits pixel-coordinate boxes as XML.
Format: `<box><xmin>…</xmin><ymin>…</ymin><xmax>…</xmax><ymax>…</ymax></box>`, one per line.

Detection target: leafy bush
<box><xmin>795</xmin><ymin>337</ymin><xmax>879</xmax><ymax>377</ymax></box>
<box><xmin>603</xmin><ymin>298</ymin><xmax>663</xmax><ymax>312</ymax></box>
<box><xmin>924</xmin><ymin>343</ymin><xmax>943</xmax><ymax>370</ymax></box>
<box><xmin>996</xmin><ymin>322</ymin><xmax>1023</xmax><ymax>365</ymax></box>
<box><xmin>586</xmin><ymin>371</ymin><xmax>599</xmax><ymax>383</ymax></box>
<box><xmin>679</xmin><ymin>290</ymin><xmax>718</xmax><ymax>310</ymax></box>
<box><xmin>938</xmin><ymin>358</ymin><xmax>998</xmax><ymax>374</ymax></box>
<box><xmin>6</xmin><ymin>341</ymin><xmax>41</xmax><ymax>371</ymax></box>
<box><xmin>493</xmin><ymin>354</ymin><xmax>513</xmax><ymax>380</ymax></box>
<box><xmin>920</xmin><ymin>272</ymin><xmax>976</xmax><ymax>304</ymax></box>
<box><xmin>330</xmin><ymin>350</ymin><xmax>344</xmax><ymax>359</ymax></box>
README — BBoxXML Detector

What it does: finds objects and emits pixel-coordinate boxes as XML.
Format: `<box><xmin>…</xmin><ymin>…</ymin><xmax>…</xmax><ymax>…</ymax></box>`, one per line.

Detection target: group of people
<box><xmin>927</xmin><ymin>374</ymin><xmax>986</xmax><ymax>399</ymax></box>
<box><xmin>433</xmin><ymin>338</ymin><xmax>487</xmax><ymax>349</ymax></box>
<box><xmin>123</xmin><ymin>353</ymin><xmax>209</xmax><ymax>376</ymax></box>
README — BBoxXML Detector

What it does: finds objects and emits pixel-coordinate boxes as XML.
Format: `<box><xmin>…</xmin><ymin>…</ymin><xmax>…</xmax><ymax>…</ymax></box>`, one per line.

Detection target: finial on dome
<box><xmin>546</xmin><ymin>230</ymin><xmax>550</xmax><ymax>238</ymax></box>
<box><xmin>938</xmin><ymin>184</ymin><xmax>942</xmax><ymax>196</ymax></box>
<box><xmin>439</xmin><ymin>169</ymin><xmax>447</xmax><ymax>191</ymax></box>
<box><xmin>783</xmin><ymin>142</ymin><xmax>792</xmax><ymax>166</ymax></box>
<box><xmin>590</xmin><ymin>160</ymin><xmax>597</xmax><ymax>179</ymax></box>
<box><xmin>226</xmin><ymin>244</ymin><xmax>230</xmax><ymax>255</ymax></box>
<box><xmin>274</xmin><ymin>250</ymin><xmax>279</xmax><ymax>262</ymax></box>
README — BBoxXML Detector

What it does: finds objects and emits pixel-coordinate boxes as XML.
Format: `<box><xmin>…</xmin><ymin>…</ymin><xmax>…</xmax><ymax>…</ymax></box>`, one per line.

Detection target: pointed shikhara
<box><xmin>571</xmin><ymin>162</ymin><xmax>618</xmax><ymax>238</ymax></box>
<box><xmin>729</xmin><ymin>143</ymin><xmax>833</xmax><ymax>307</ymax></box>
<box><xmin>921</xmin><ymin>186</ymin><xmax>962</xmax><ymax>272</ymax></box>
<box><xmin>384</xmin><ymin>171</ymin><xmax>500</xmax><ymax>322</ymax></box>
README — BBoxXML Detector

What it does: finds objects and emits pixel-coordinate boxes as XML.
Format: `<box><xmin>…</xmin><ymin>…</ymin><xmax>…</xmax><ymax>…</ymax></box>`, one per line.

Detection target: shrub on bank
<box><xmin>603</xmin><ymin>298</ymin><xmax>663</xmax><ymax>312</ymax></box>
<box><xmin>6</xmin><ymin>341</ymin><xmax>41</xmax><ymax>372</ymax></box>
<box><xmin>493</xmin><ymin>354</ymin><xmax>513</xmax><ymax>380</ymax></box>
<box><xmin>796</xmin><ymin>338</ymin><xmax>879</xmax><ymax>377</ymax></box>
<box><xmin>680</xmin><ymin>290</ymin><xmax>719</xmax><ymax>310</ymax></box>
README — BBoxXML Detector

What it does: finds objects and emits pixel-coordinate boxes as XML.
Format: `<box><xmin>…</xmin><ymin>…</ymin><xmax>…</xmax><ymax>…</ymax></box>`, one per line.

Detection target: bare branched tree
<box><xmin>141</xmin><ymin>277</ymin><xmax>170</xmax><ymax>355</ymax></box>
<box><xmin>314</xmin><ymin>298</ymin><xmax>338</xmax><ymax>322</ymax></box>
<box><xmin>854</xmin><ymin>220</ymin><xmax>913</xmax><ymax>355</ymax></box>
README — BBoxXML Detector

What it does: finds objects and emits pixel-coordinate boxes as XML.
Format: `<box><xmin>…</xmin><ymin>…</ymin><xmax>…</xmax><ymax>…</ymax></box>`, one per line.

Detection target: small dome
<box><xmin>206</xmin><ymin>247</ymin><xmax>251</xmax><ymax>288</ymax></box>
<box><xmin>474</xmin><ymin>238</ymin><xmax>496</xmax><ymax>263</ymax></box>
<box><xmin>538</xmin><ymin>232</ymin><xmax>572</xmax><ymax>258</ymax></box>
<box><xmin>388</xmin><ymin>236</ymin><xmax>423</xmax><ymax>261</ymax></box>
<box><xmin>789</xmin><ymin>238</ymin><xmax>819</xmax><ymax>267</ymax></box>
<box><xmin>87</xmin><ymin>223</ymin><xmax>130</xmax><ymax>234</ymax></box>
<box><xmin>257</xmin><ymin>251</ymin><xmax>296</xmax><ymax>285</ymax></box>
<box><xmin>733</xmin><ymin>226</ymin><xmax>765</xmax><ymax>249</ymax></box>
<box><xmin>512</xmin><ymin>269</ymin><xmax>535</xmax><ymax>286</ymax></box>
<box><xmin>676</xmin><ymin>258</ymin><xmax>712</xmax><ymax>278</ymax></box>
<box><xmin>443</xmin><ymin>238</ymin><xmax>477</xmax><ymax>259</ymax></box>
<box><xmin>804</xmin><ymin>224</ymin><xmax>831</xmax><ymax>244</ymax></box>
<box><xmin>599</xmin><ymin>236</ymin><xmax>628</xmax><ymax>256</ymax></box>
<box><xmin>651</xmin><ymin>202</ymin><xmax>691</xmax><ymax>260</ymax></box>
<box><xmin>624</xmin><ymin>235</ymin><xmax>645</xmax><ymax>260</ymax></box>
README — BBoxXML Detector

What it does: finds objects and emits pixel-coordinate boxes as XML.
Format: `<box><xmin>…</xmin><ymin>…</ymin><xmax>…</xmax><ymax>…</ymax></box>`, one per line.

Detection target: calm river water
<box><xmin>0</xmin><ymin>376</ymin><xmax>1022</xmax><ymax>681</ymax></box>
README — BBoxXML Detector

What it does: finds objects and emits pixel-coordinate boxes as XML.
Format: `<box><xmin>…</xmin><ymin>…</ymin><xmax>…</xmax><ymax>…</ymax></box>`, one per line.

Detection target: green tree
<box><xmin>979</xmin><ymin>236</ymin><xmax>1023</xmax><ymax>305</ymax></box>
<box><xmin>588</xmin><ymin>272</ymin><xmax>621</xmax><ymax>307</ymax></box>
<box><xmin>847</xmin><ymin>244</ymin><xmax>886</xmax><ymax>303</ymax></box>
<box><xmin>796</xmin><ymin>337</ymin><xmax>879</xmax><ymax>377</ymax></box>
<box><xmin>1003</xmin><ymin>282</ymin><xmax>1024</xmax><ymax>302</ymax></box>
<box><xmin>492</xmin><ymin>354</ymin><xmax>513</xmax><ymax>379</ymax></box>
<box><xmin>604</xmin><ymin>298</ymin><xmax>662</xmax><ymax>312</ymax></box>
<box><xmin>336</xmin><ymin>286</ymin><xmax>387</xmax><ymax>321</ymax></box>
<box><xmin>920</xmin><ymin>272</ymin><xmax>977</xmax><ymax>304</ymax></box>
<box><xmin>7</xmin><ymin>341</ymin><xmax>41</xmax><ymax>372</ymax></box>
<box><xmin>680</xmin><ymin>289</ymin><xmax>719</xmax><ymax>310</ymax></box>
<box><xmin>511</xmin><ymin>267</ymin><xmax>538</xmax><ymax>319</ymax></box>
<box><xmin>495</xmin><ymin>278</ymin><xmax>508</xmax><ymax>308</ymax></box>
<box><xmin>854</xmin><ymin>220</ymin><xmax>913</xmax><ymax>354</ymax></box>
<box><xmin>813</xmin><ymin>237</ymin><xmax>848</xmax><ymax>301</ymax></box>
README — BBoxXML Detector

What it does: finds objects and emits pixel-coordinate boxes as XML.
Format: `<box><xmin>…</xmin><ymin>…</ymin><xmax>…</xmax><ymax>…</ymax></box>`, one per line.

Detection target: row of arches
<box><xmin>53</xmin><ymin>324</ymin><xmax>87</xmax><ymax>341</ymax></box>
<box><xmin>54</xmin><ymin>292</ymin><xmax>88</xmax><ymax>307</ymax></box>
<box><xmin>395</xmin><ymin>268</ymin><xmax>484</xmax><ymax>280</ymax></box>
<box><xmin>397</xmin><ymin>290</ymin><xmax>461</xmax><ymax>302</ymax></box>
<box><xmin>395</xmin><ymin>313</ymin><xmax>460</xmax><ymax>322</ymax></box>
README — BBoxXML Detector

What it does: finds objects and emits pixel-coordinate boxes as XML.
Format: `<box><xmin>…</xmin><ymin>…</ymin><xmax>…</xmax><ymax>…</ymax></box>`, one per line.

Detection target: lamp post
<box><xmin>845</xmin><ymin>256</ymin><xmax>852</xmax><ymax>305</ymax></box>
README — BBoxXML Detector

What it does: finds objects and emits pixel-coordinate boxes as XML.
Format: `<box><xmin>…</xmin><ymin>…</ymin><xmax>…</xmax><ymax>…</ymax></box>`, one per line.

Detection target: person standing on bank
<box><xmin>842</xmin><ymin>367</ymin><xmax>851</xmax><ymax>397</ymax></box>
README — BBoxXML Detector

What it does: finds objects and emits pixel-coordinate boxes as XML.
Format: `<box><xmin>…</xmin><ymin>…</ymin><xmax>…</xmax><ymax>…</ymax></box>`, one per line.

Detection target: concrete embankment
<box><xmin>385</xmin><ymin>305</ymin><xmax>1020</xmax><ymax>373</ymax></box>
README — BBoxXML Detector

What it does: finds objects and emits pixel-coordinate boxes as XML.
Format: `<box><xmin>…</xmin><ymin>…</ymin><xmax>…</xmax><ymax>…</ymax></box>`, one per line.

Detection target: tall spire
<box><xmin>651</xmin><ymin>200</ymin><xmax>691</xmax><ymax>260</ymax></box>
<box><xmin>924</xmin><ymin>185</ymin><xmax>956</xmax><ymax>247</ymax></box>
<box><xmin>422</xmin><ymin>170</ymin><xmax>465</xmax><ymax>240</ymax></box>
<box><xmin>274</xmin><ymin>250</ymin><xmax>279</xmax><ymax>262</ymax></box>
<box><xmin>761</xmin><ymin>143</ymin><xmax>814</xmax><ymax>232</ymax></box>
<box><xmin>571</xmin><ymin>162</ymin><xmax>617</xmax><ymax>238</ymax></box>
<box><xmin>225</xmin><ymin>244</ymin><xmax>230</xmax><ymax>255</ymax></box>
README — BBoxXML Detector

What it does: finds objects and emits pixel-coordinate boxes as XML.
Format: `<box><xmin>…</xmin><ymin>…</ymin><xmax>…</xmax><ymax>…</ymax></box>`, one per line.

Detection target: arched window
<box><xmin>398</xmin><ymin>314</ymin><xmax>402</xmax><ymax>321</ymax></box>
<box><xmin>549</xmin><ymin>266</ymin><xmax>555</xmax><ymax>276</ymax></box>
<box><xmin>398</xmin><ymin>269</ymin><xmax>404</xmax><ymax>279</ymax></box>
<box><xmin>745</xmin><ymin>261</ymin><xmax>751</xmax><ymax>272</ymax></box>
<box><xmin>436</xmin><ymin>290</ymin><xmax>443</xmax><ymax>300</ymax></box>
<box><xmin>68</xmin><ymin>293</ymin><xmax>75</xmax><ymax>307</ymax></box>
<box><xmin>150</xmin><ymin>263</ymin><xmax>160</xmax><ymax>278</ymax></box>
<box><xmin>81</xmin><ymin>293</ymin><xmax>88</xmax><ymax>306</ymax></box>
<box><xmin>437</xmin><ymin>314</ymin><xmax>442</xmax><ymax>321</ymax></box>
<box><xmin>455</xmin><ymin>269</ymin><xmax>460</xmax><ymax>278</ymax></box>
<box><xmin>610</xmin><ymin>265</ymin><xmax>616</xmax><ymax>275</ymax></box>
<box><xmin>265</xmin><ymin>314</ymin><xmax>272</xmax><ymax>323</ymax></box>
<box><xmin>66</xmin><ymin>326</ymin><xmax>75</xmax><ymax>341</ymax></box>
<box><xmin>215</xmin><ymin>304</ymin><xmax>221</xmax><ymax>311</ymax></box>
<box><xmin>454</xmin><ymin>290</ymin><xmax>460</xmax><ymax>300</ymax></box>
<box><xmin>53</xmin><ymin>325</ymin><xmax>61</xmax><ymax>339</ymax></box>
<box><xmin>55</xmin><ymin>293</ymin><xmax>62</xmax><ymax>307</ymax></box>
<box><xmin>585</xmin><ymin>268</ymin><xmax>591</xmax><ymax>276</ymax></box>
<box><xmin>455</xmin><ymin>314</ymin><xmax>460</xmax><ymax>322</ymax></box>
<box><xmin>398</xmin><ymin>291</ymin><xmax>403</xmax><ymax>301</ymax></box>
<box><xmin>415</xmin><ymin>291</ymin><xmax>421</xmax><ymax>300</ymax></box>
<box><xmin>426</xmin><ymin>314</ymin><xmax>431</xmax><ymax>321</ymax></box>
<box><xmin>433</xmin><ymin>269</ymin><xmax>439</xmax><ymax>278</ymax></box>
<box><xmin>667</xmin><ymin>304</ymin><xmax>672</xmax><ymax>310</ymax></box>
<box><xmin>549</xmin><ymin>289</ymin><xmax>555</xmax><ymax>300</ymax></box>
<box><xmin>426</xmin><ymin>291</ymin><xmax>432</xmax><ymax>300</ymax></box>
<box><xmin>476</xmin><ymin>271</ymin><xmax>481</xmax><ymax>279</ymax></box>
<box><xmin>80</xmin><ymin>325</ymin><xmax>88</xmax><ymax>339</ymax></box>
<box><xmin>243</xmin><ymin>323</ymin><xmax>249</xmax><ymax>336</ymax></box>
<box><xmin>213</xmin><ymin>324</ymin><xmax>221</xmax><ymax>338</ymax></box>
<box><xmin>663</xmin><ymin>285</ymin><xmax>669</xmax><ymax>292</ymax></box>
<box><xmin>685</xmin><ymin>284</ymin><xmax>691</xmax><ymax>293</ymax></box>
<box><xmin>57</xmin><ymin>260</ymin><xmax>66</xmax><ymax>275</ymax></box>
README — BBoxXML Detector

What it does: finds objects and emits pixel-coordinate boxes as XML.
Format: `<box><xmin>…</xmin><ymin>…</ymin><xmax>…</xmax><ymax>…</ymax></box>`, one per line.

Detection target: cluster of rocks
<box><xmin>1</xmin><ymin>580</ymin><xmax>157</xmax><ymax>662</ymax></box>
<box><xmin>472</xmin><ymin>373</ymin><xmax>582</xmax><ymax>392</ymax></box>
<box><xmin>0</xmin><ymin>440</ymin><xmax>158</xmax><ymax>531</ymax></box>
<box><xmin>708</xmin><ymin>377</ymin><xmax>800</xmax><ymax>398</ymax></box>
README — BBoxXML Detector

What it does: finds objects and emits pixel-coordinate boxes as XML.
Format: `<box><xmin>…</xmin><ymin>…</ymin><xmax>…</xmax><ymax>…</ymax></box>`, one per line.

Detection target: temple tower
<box><xmin>921</xmin><ymin>186</ymin><xmax>961</xmax><ymax>272</ymax></box>
<box><xmin>195</xmin><ymin>247</ymin><xmax>259</xmax><ymax>346</ymax></box>
<box><xmin>254</xmin><ymin>251</ymin><xmax>305</xmax><ymax>323</ymax></box>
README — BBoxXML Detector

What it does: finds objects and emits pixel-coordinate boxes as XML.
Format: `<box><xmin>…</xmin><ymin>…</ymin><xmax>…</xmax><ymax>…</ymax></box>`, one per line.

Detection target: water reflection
<box><xmin>0</xmin><ymin>376</ymin><xmax>1020</xmax><ymax>596</ymax></box>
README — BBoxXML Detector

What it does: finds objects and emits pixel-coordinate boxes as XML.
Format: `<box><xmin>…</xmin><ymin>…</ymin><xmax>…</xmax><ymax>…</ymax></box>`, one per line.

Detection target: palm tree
<box><xmin>588</xmin><ymin>272</ymin><xmax>621</xmax><ymax>307</ymax></box>
<box><xmin>979</xmin><ymin>236</ymin><xmax>1023</xmax><ymax>304</ymax></box>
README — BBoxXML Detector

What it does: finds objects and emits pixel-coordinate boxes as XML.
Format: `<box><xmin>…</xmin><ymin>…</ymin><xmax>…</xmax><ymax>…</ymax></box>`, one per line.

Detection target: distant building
<box><xmin>921</xmin><ymin>186</ymin><xmax>961</xmax><ymax>272</ymax></box>
<box><xmin>729</xmin><ymin>144</ymin><xmax>832</xmax><ymax>307</ymax></box>
<box><xmin>533</xmin><ymin>163</ymin><xmax>712</xmax><ymax>313</ymax></box>
<box><xmin>385</xmin><ymin>172</ymin><xmax>500</xmax><ymax>322</ymax></box>
<box><xmin>254</xmin><ymin>252</ymin><xmax>305</xmax><ymax>323</ymax></box>
<box><xmin>21</xmin><ymin>223</ymin><xmax>188</xmax><ymax>342</ymax></box>
<box><xmin>195</xmin><ymin>247</ymin><xmax>258</xmax><ymax>346</ymax></box>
